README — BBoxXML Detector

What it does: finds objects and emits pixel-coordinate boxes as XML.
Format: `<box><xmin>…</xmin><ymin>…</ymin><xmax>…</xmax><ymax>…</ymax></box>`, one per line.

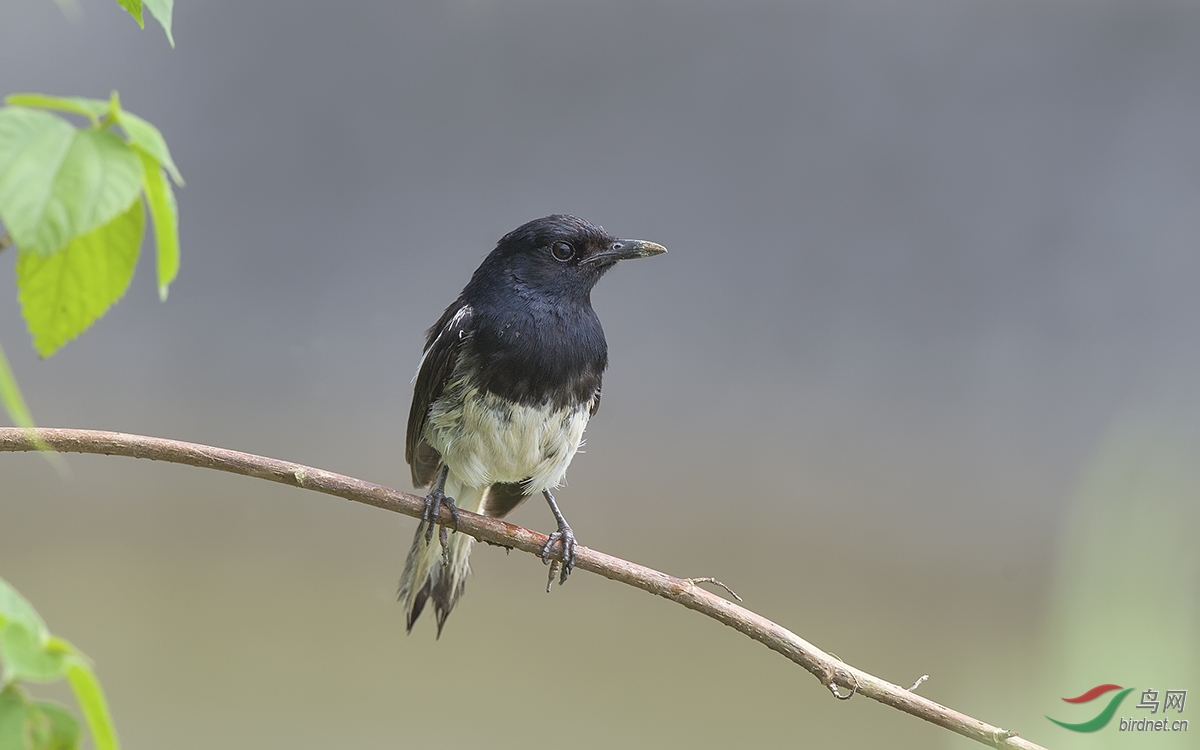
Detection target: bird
<box><xmin>398</xmin><ymin>215</ymin><xmax>666</xmax><ymax>635</ymax></box>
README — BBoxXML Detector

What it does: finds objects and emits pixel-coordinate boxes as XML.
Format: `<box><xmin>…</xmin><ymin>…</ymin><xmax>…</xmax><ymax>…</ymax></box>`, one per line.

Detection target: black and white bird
<box><xmin>398</xmin><ymin>215</ymin><xmax>667</xmax><ymax>635</ymax></box>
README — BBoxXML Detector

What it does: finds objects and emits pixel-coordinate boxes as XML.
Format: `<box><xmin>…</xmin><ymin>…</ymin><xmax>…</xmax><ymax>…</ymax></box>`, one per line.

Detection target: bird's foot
<box><xmin>541</xmin><ymin>519</ymin><xmax>576</xmax><ymax>590</ymax></box>
<box><xmin>420</xmin><ymin>487</ymin><xmax>460</xmax><ymax>563</ymax></box>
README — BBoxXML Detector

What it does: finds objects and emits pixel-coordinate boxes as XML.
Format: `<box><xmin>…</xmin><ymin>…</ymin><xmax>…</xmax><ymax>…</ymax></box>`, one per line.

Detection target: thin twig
<box><xmin>0</xmin><ymin>427</ymin><xmax>1047</xmax><ymax>750</ymax></box>
<box><xmin>683</xmin><ymin>577</ymin><xmax>743</xmax><ymax>602</ymax></box>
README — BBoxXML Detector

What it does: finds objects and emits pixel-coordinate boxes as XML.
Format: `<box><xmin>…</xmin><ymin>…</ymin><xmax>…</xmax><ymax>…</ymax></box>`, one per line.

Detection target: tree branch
<box><xmin>0</xmin><ymin>427</ymin><xmax>1046</xmax><ymax>750</ymax></box>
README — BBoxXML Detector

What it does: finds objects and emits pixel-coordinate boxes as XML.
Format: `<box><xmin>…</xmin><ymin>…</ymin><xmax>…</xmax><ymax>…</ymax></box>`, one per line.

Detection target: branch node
<box><xmin>991</xmin><ymin>728</ymin><xmax>1019</xmax><ymax>746</ymax></box>
<box><xmin>820</xmin><ymin>662</ymin><xmax>859</xmax><ymax>700</ymax></box>
<box><xmin>826</xmin><ymin>668</ymin><xmax>858</xmax><ymax>701</ymax></box>
<box><xmin>683</xmin><ymin>576</ymin><xmax>743</xmax><ymax>602</ymax></box>
<box><xmin>907</xmin><ymin>674</ymin><xmax>929</xmax><ymax>692</ymax></box>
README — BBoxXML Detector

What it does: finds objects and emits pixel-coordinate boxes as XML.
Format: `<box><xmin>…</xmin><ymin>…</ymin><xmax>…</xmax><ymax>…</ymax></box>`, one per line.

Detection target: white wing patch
<box><xmin>411</xmin><ymin>304</ymin><xmax>473</xmax><ymax>384</ymax></box>
<box><xmin>448</xmin><ymin>305</ymin><xmax>471</xmax><ymax>332</ymax></box>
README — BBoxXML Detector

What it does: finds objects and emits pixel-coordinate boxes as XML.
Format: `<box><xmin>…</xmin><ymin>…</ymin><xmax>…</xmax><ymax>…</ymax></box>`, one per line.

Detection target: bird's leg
<box><xmin>540</xmin><ymin>489</ymin><xmax>577</xmax><ymax>587</ymax></box>
<box><xmin>421</xmin><ymin>466</ymin><xmax>460</xmax><ymax>555</ymax></box>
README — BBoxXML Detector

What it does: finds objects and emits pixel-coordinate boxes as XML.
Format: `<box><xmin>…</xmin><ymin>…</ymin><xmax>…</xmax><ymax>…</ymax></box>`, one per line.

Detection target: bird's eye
<box><xmin>551</xmin><ymin>242</ymin><xmax>575</xmax><ymax>262</ymax></box>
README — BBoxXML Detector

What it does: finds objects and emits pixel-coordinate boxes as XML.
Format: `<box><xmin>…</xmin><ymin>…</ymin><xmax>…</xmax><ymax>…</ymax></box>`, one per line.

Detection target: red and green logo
<box><xmin>1047</xmin><ymin>684</ymin><xmax>1135</xmax><ymax>732</ymax></box>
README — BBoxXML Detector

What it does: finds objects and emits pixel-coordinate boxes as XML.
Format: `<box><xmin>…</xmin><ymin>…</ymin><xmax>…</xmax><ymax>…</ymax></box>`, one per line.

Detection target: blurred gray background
<box><xmin>3</xmin><ymin>1</ymin><xmax>1199</xmax><ymax>748</ymax></box>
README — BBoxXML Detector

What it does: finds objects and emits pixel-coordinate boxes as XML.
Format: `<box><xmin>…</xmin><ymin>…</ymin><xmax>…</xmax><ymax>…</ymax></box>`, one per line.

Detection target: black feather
<box><xmin>481</xmin><ymin>482</ymin><xmax>530</xmax><ymax>518</ymax></box>
<box><xmin>406</xmin><ymin>578</ymin><xmax>432</xmax><ymax>634</ymax></box>
<box><xmin>399</xmin><ymin>215</ymin><xmax>664</xmax><ymax>634</ymax></box>
<box><xmin>405</xmin><ymin>303</ymin><xmax>473</xmax><ymax>488</ymax></box>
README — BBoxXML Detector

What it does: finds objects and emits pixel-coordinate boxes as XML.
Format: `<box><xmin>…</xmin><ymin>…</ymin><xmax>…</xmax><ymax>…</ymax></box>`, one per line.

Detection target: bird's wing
<box><xmin>406</xmin><ymin>302</ymin><xmax>473</xmax><ymax>488</ymax></box>
<box><xmin>590</xmin><ymin>381</ymin><xmax>603</xmax><ymax>417</ymax></box>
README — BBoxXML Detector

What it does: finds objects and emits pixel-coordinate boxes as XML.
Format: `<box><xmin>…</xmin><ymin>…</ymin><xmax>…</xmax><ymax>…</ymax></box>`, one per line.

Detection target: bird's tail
<box><xmin>398</xmin><ymin>476</ymin><xmax>485</xmax><ymax>636</ymax></box>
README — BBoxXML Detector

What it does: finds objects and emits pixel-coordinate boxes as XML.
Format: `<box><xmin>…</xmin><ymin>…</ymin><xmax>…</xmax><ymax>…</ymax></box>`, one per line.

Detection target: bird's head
<box><xmin>470</xmin><ymin>215</ymin><xmax>666</xmax><ymax>304</ymax></box>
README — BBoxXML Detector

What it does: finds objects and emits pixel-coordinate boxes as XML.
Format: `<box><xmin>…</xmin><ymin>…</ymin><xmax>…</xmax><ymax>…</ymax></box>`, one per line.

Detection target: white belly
<box><xmin>425</xmin><ymin>378</ymin><xmax>592</xmax><ymax>493</ymax></box>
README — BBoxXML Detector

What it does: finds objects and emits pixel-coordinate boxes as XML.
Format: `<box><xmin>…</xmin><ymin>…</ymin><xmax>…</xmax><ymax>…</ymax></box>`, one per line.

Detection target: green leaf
<box><xmin>5</xmin><ymin>94</ymin><xmax>183</xmax><ymax>186</ymax></box>
<box><xmin>3</xmin><ymin>95</ymin><xmax>106</xmax><ymax>126</ymax></box>
<box><xmin>121</xmin><ymin>113</ymin><xmax>183</xmax><ymax>186</ymax></box>
<box><xmin>0</xmin><ymin>686</ymin><xmax>29</xmax><ymax>750</ymax></box>
<box><xmin>27</xmin><ymin>701</ymin><xmax>80</xmax><ymax>750</ymax></box>
<box><xmin>17</xmin><ymin>200</ymin><xmax>144</xmax><ymax>358</ymax></box>
<box><xmin>0</xmin><ymin>108</ymin><xmax>74</xmax><ymax>251</ymax></box>
<box><xmin>0</xmin><ymin>587</ymin><xmax>102</xmax><ymax>748</ymax></box>
<box><xmin>142</xmin><ymin>0</ymin><xmax>175</xmax><ymax>47</ymax></box>
<box><xmin>0</xmin><ymin>343</ymin><xmax>37</xmax><ymax>429</ymax></box>
<box><xmin>0</xmin><ymin>576</ymin><xmax>48</xmax><ymax>639</ymax></box>
<box><xmin>0</xmin><ymin>108</ymin><xmax>143</xmax><ymax>256</ymax></box>
<box><xmin>116</xmin><ymin>0</ymin><xmax>143</xmax><ymax>28</ymax></box>
<box><xmin>0</xmin><ymin>625</ymin><xmax>70</xmax><ymax>683</ymax></box>
<box><xmin>64</xmin><ymin>660</ymin><xmax>118</xmax><ymax>750</ymax></box>
<box><xmin>136</xmin><ymin>151</ymin><xmax>179</xmax><ymax>300</ymax></box>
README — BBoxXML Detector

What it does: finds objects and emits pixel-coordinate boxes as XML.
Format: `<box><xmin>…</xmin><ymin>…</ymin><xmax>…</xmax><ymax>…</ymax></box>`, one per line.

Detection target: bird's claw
<box><xmin>541</xmin><ymin>522</ymin><xmax>576</xmax><ymax>589</ymax></box>
<box><xmin>420</xmin><ymin>487</ymin><xmax>460</xmax><ymax>555</ymax></box>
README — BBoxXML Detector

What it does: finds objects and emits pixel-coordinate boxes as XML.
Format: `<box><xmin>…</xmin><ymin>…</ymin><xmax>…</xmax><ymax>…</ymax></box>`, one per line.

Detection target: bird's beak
<box><xmin>582</xmin><ymin>239</ymin><xmax>668</xmax><ymax>265</ymax></box>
